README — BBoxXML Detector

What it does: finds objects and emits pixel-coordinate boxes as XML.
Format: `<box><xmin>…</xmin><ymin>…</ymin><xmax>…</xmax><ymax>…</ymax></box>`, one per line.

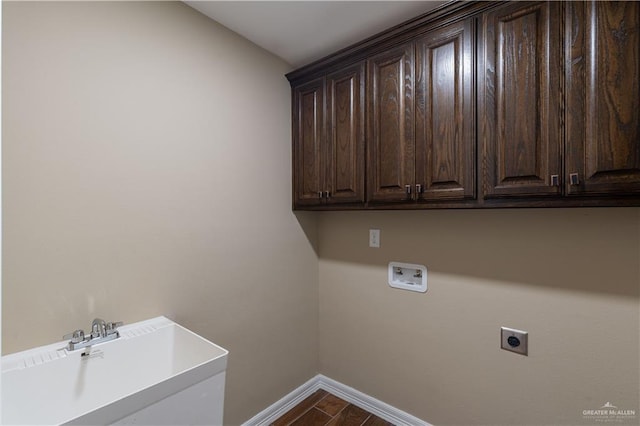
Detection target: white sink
<box><xmin>1</xmin><ymin>316</ymin><xmax>228</xmax><ymax>425</ymax></box>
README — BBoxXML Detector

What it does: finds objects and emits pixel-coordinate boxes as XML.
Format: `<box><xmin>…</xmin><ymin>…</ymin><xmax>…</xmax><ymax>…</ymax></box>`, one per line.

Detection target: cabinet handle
<box><xmin>569</xmin><ymin>173</ymin><xmax>579</xmax><ymax>185</ymax></box>
<box><xmin>318</xmin><ymin>191</ymin><xmax>323</xmax><ymax>199</ymax></box>
<box><xmin>416</xmin><ymin>184</ymin><xmax>423</xmax><ymax>195</ymax></box>
<box><xmin>405</xmin><ymin>185</ymin><xmax>412</xmax><ymax>199</ymax></box>
<box><xmin>550</xmin><ymin>175</ymin><xmax>559</xmax><ymax>187</ymax></box>
<box><xmin>324</xmin><ymin>190</ymin><xmax>330</xmax><ymax>199</ymax></box>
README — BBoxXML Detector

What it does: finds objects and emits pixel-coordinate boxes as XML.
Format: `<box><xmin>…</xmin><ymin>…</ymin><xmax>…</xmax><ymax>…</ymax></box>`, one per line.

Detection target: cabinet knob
<box><xmin>550</xmin><ymin>175</ymin><xmax>559</xmax><ymax>187</ymax></box>
<box><xmin>569</xmin><ymin>173</ymin><xmax>580</xmax><ymax>185</ymax></box>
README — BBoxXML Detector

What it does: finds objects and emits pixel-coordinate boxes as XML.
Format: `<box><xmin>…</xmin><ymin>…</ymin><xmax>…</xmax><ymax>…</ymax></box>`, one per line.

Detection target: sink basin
<box><xmin>1</xmin><ymin>316</ymin><xmax>228</xmax><ymax>425</ymax></box>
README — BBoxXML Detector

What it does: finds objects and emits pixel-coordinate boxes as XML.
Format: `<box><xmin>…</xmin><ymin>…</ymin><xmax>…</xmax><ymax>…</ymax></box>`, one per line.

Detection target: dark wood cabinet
<box><xmin>367</xmin><ymin>43</ymin><xmax>415</xmax><ymax>203</ymax></box>
<box><xmin>287</xmin><ymin>1</ymin><xmax>640</xmax><ymax>210</ymax></box>
<box><xmin>480</xmin><ymin>1</ymin><xmax>562</xmax><ymax>199</ymax></box>
<box><xmin>292</xmin><ymin>78</ymin><xmax>325</xmax><ymax>207</ymax></box>
<box><xmin>292</xmin><ymin>64</ymin><xmax>365</xmax><ymax>208</ymax></box>
<box><xmin>565</xmin><ymin>1</ymin><xmax>640</xmax><ymax>196</ymax></box>
<box><xmin>415</xmin><ymin>18</ymin><xmax>476</xmax><ymax>202</ymax></box>
<box><xmin>367</xmin><ymin>19</ymin><xmax>476</xmax><ymax>204</ymax></box>
<box><xmin>326</xmin><ymin>62</ymin><xmax>366</xmax><ymax>204</ymax></box>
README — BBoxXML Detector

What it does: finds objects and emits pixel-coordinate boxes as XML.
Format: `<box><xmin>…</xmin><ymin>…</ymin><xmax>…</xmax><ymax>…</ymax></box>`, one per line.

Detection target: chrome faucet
<box><xmin>91</xmin><ymin>318</ymin><xmax>107</xmax><ymax>338</ymax></box>
<box><xmin>63</xmin><ymin>318</ymin><xmax>123</xmax><ymax>351</ymax></box>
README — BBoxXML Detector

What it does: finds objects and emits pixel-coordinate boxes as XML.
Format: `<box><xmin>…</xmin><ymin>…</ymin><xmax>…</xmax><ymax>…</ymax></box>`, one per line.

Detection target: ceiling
<box><xmin>185</xmin><ymin>1</ymin><xmax>446</xmax><ymax>69</ymax></box>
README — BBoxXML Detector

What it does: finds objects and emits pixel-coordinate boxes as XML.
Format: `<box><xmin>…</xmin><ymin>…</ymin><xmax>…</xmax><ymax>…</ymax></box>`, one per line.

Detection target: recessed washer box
<box><xmin>388</xmin><ymin>262</ymin><xmax>427</xmax><ymax>293</ymax></box>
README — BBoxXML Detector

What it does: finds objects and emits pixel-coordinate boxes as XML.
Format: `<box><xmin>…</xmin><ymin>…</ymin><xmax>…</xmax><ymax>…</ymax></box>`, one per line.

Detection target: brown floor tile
<box><xmin>290</xmin><ymin>407</ymin><xmax>331</xmax><ymax>426</ymax></box>
<box><xmin>315</xmin><ymin>393</ymin><xmax>349</xmax><ymax>416</ymax></box>
<box><xmin>325</xmin><ymin>404</ymin><xmax>372</xmax><ymax>426</ymax></box>
<box><xmin>362</xmin><ymin>414</ymin><xmax>394</xmax><ymax>426</ymax></box>
<box><xmin>271</xmin><ymin>389</ymin><xmax>329</xmax><ymax>426</ymax></box>
<box><xmin>270</xmin><ymin>389</ymin><xmax>397</xmax><ymax>426</ymax></box>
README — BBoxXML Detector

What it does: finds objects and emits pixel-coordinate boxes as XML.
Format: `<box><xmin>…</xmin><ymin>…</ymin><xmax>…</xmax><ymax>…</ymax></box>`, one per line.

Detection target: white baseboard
<box><xmin>240</xmin><ymin>375</ymin><xmax>323</xmax><ymax>426</ymax></box>
<box><xmin>241</xmin><ymin>374</ymin><xmax>431</xmax><ymax>426</ymax></box>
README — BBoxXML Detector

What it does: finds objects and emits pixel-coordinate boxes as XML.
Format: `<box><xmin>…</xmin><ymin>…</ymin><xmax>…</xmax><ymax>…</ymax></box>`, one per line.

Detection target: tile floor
<box><xmin>271</xmin><ymin>389</ymin><xmax>394</xmax><ymax>426</ymax></box>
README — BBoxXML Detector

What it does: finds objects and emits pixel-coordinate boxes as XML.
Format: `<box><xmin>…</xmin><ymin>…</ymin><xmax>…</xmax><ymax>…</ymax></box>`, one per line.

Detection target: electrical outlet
<box><xmin>501</xmin><ymin>327</ymin><xmax>528</xmax><ymax>356</ymax></box>
<box><xmin>369</xmin><ymin>229</ymin><xmax>380</xmax><ymax>248</ymax></box>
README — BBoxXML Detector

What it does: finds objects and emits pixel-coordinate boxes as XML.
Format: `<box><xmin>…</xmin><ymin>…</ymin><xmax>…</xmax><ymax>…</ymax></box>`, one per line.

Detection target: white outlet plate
<box><xmin>369</xmin><ymin>229</ymin><xmax>380</xmax><ymax>248</ymax></box>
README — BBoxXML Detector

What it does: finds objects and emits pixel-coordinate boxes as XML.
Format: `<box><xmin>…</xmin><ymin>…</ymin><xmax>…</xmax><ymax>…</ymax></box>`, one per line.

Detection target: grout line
<box><xmin>312</xmin><ymin>407</ymin><xmax>335</xmax><ymax>426</ymax></box>
<box><xmin>316</xmin><ymin>407</ymin><xmax>333</xmax><ymax>416</ymax></box>
<box><xmin>319</xmin><ymin>401</ymin><xmax>350</xmax><ymax>425</ymax></box>
<box><xmin>282</xmin><ymin>406</ymin><xmax>310</xmax><ymax>426</ymax></box>
<box><xmin>325</xmin><ymin>402</ymin><xmax>349</xmax><ymax>420</ymax></box>
<box><xmin>314</xmin><ymin>393</ymin><xmax>337</xmax><ymax>424</ymax></box>
<box><xmin>285</xmin><ymin>405</ymin><xmax>315</xmax><ymax>426</ymax></box>
<box><xmin>316</xmin><ymin>392</ymin><xmax>330</xmax><ymax>405</ymax></box>
<box><xmin>313</xmin><ymin>392</ymin><xmax>333</xmax><ymax>417</ymax></box>
<box><xmin>358</xmin><ymin>413</ymin><xmax>373</xmax><ymax>426</ymax></box>
<box><xmin>282</xmin><ymin>391</ymin><xmax>325</xmax><ymax>426</ymax></box>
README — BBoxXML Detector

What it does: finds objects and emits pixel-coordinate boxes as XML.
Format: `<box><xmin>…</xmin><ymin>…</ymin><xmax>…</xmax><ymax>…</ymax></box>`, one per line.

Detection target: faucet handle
<box><xmin>63</xmin><ymin>329</ymin><xmax>85</xmax><ymax>344</ymax></box>
<box><xmin>106</xmin><ymin>321</ymin><xmax>123</xmax><ymax>335</ymax></box>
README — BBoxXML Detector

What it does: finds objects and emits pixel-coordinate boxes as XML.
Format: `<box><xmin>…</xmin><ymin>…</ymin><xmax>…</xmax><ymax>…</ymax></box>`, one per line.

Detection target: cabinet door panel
<box><xmin>293</xmin><ymin>78</ymin><xmax>324</xmax><ymax>206</ymax></box>
<box><xmin>416</xmin><ymin>19</ymin><xmax>475</xmax><ymax>201</ymax></box>
<box><xmin>326</xmin><ymin>62</ymin><xmax>365</xmax><ymax>204</ymax></box>
<box><xmin>566</xmin><ymin>1</ymin><xmax>640</xmax><ymax>195</ymax></box>
<box><xmin>481</xmin><ymin>1</ymin><xmax>562</xmax><ymax>198</ymax></box>
<box><xmin>368</xmin><ymin>43</ymin><xmax>415</xmax><ymax>202</ymax></box>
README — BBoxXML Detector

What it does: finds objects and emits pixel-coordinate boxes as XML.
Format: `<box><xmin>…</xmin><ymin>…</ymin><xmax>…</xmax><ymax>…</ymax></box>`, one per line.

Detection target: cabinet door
<box><xmin>367</xmin><ymin>43</ymin><xmax>415</xmax><ymax>203</ymax></box>
<box><xmin>326</xmin><ymin>62</ymin><xmax>366</xmax><ymax>204</ymax></box>
<box><xmin>293</xmin><ymin>78</ymin><xmax>325</xmax><ymax>207</ymax></box>
<box><xmin>480</xmin><ymin>1</ymin><xmax>562</xmax><ymax>198</ymax></box>
<box><xmin>415</xmin><ymin>19</ymin><xmax>475</xmax><ymax>201</ymax></box>
<box><xmin>566</xmin><ymin>1</ymin><xmax>640</xmax><ymax>196</ymax></box>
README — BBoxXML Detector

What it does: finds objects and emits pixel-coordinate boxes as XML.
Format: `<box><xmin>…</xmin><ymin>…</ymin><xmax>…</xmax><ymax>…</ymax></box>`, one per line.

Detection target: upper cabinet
<box><xmin>367</xmin><ymin>19</ymin><xmax>476</xmax><ymax>204</ymax></box>
<box><xmin>415</xmin><ymin>19</ymin><xmax>476</xmax><ymax>202</ymax></box>
<box><xmin>367</xmin><ymin>42</ymin><xmax>416</xmax><ymax>203</ymax></box>
<box><xmin>565</xmin><ymin>1</ymin><xmax>640</xmax><ymax>196</ymax></box>
<box><xmin>292</xmin><ymin>77</ymin><xmax>325</xmax><ymax>207</ymax></box>
<box><xmin>326</xmin><ymin>62</ymin><xmax>366</xmax><ymax>204</ymax></box>
<box><xmin>287</xmin><ymin>1</ymin><xmax>640</xmax><ymax>210</ymax></box>
<box><xmin>292</xmin><ymin>63</ymin><xmax>365</xmax><ymax>208</ymax></box>
<box><xmin>480</xmin><ymin>1</ymin><xmax>562</xmax><ymax>199</ymax></box>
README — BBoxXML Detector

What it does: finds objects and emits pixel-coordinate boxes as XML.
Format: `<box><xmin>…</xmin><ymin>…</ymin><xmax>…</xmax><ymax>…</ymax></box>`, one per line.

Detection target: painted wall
<box><xmin>2</xmin><ymin>2</ymin><xmax>318</xmax><ymax>424</ymax></box>
<box><xmin>318</xmin><ymin>208</ymin><xmax>640</xmax><ymax>425</ymax></box>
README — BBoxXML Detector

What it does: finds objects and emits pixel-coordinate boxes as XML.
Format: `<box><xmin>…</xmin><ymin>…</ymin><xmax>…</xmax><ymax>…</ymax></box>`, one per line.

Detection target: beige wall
<box><xmin>318</xmin><ymin>208</ymin><xmax>640</xmax><ymax>425</ymax></box>
<box><xmin>2</xmin><ymin>2</ymin><xmax>319</xmax><ymax>424</ymax></box>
